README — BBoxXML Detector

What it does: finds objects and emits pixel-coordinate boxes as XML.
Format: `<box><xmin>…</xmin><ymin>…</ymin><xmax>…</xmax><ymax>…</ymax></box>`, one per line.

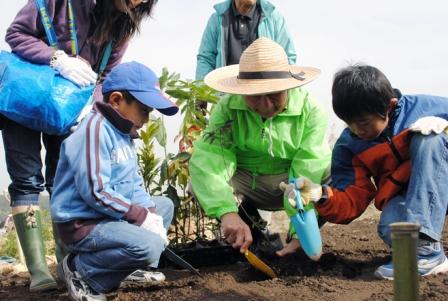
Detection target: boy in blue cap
<box><xmin>50</xmin><ymin>61</ymin><xmax>178</xmax><ymax>301</ymax></box>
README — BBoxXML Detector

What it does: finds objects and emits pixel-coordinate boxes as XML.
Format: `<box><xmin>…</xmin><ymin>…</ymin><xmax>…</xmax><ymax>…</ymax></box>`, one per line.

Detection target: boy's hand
<box><xmin>276</xmin><ymin>237</ymin><xmax>301</xmax><ymax>257</ymax></box>
<box><xmin>409</xmin><ymin>116</ymin><xmax>448</xmax><ymax>135</ymax></box>
<box><xmin>140</xmin><ymin>211</ymin><xmax>169</xmax><ymax>246</ymax></box>
<box><xmin>279</xmin><ymin>177</ymin><xmax>322</xmax><ymax>206</ymax></box>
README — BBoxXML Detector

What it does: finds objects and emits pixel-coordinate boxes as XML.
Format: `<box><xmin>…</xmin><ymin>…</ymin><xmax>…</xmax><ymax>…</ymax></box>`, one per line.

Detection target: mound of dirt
<box><xmin>1</xmin><ymin>214</ymin><xmax>448</xmax><ymax>301</ymax></box>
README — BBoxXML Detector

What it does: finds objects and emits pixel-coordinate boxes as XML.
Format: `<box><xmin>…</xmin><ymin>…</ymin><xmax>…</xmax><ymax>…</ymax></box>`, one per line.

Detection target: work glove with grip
<box><xmin>50</xmin><ymin>50</ymin><xmax>97</xmax><ymax>87</ymax></box>
<box><xmin>279</xmin><ymin>177</ymin><xmax>322</xmax><ymax>207</ymax></box>
<box><xmin>409</xmin><ymin>116</ymin><xmax>448</xmax><ymax>135</ymax></box>
<box><xmin>140</xmin><ymin>210</ymin><xmax>169</xmax><ymax>246</ymax></box>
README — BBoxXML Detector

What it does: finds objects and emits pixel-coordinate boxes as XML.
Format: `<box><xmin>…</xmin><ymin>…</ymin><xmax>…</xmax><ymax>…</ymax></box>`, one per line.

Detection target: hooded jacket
<box><xmin>51</xmin><ymin>102</ymin><xmax>153</xmax><ymax>244</ymax></box>
<box><xmin>189</xmin><ymin>88</ymin><xmax>331</xmax><ymax>218</ymax></box>
<box><xmin>316</xmin><ymin>92</ymin><xmax>448</xmax><ymax>224</ymax></box>
<box><xmin>195</xmin><ymin>0</ymin><xmax>296</xmax><ymax>80</ymax></box>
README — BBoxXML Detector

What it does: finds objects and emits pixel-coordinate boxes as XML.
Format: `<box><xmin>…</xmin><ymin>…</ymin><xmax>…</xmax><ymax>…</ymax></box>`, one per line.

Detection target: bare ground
<box><xmin>1</xmin><ymin>207</ymin><xmax>448</xmax><ymax>301</ymax></box>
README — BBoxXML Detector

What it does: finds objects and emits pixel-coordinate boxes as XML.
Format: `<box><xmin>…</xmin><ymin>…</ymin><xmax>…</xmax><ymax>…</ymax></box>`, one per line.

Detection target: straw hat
<box><xmin>204</xmin><ymin>37</ymin><xmax>320</xmax><ymax>95</ymax></box>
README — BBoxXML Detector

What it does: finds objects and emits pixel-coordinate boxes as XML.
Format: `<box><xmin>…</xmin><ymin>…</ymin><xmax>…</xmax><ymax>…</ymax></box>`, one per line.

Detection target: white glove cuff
<box><xmin>309</xmin><ymin>187</ymin><xmax>323</xmax><ymax>203</ymax></box>
<box><xmin>50</xmin><ymin>50</ymin><xmax>66</xmax><ymax>68</ymax></box>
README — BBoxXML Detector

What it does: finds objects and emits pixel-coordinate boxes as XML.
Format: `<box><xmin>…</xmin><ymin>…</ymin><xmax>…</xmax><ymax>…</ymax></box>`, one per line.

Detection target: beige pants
<box><xmin>231</xmin><ymin>166</ymin><xmax>331</xmax><ymax>210</ymax></box>
<box><xmin>190</xmin><ymin>167</ymin><xmax>330</xmax><ymax>213</ymax></box>
<box><xmin>231</xmin><ymin>169</ymin><xmax>288</xmax><ymax>211</ymax></box>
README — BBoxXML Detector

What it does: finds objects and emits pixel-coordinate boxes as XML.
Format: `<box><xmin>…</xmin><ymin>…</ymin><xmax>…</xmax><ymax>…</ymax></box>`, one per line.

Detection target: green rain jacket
<box><xmin>189</xmin><ymin>88</ymin><xmax>331</xmax><ymax>218</ymax></box>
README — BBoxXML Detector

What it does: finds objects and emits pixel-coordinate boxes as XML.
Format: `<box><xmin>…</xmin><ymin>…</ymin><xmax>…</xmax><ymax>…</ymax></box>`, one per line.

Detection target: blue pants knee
<box><xmin>378</xmin><ymin>133</ymin><xmax>448</xmax><ymax>245</ymax></box>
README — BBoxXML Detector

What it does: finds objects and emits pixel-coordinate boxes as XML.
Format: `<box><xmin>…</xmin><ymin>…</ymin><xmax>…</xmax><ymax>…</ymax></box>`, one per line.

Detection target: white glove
<box><xmin>50</xmin><ymin>50</ymin><xmax>97</xmax><ymax>87</ymax></box>
<box><xmin>279</xmin><ymin>177</ymin><xmax>322</xmax><ymax>207</ymax></box>
<box><xmin>409</xmin><ymin>116</ymin><xmax>448</xmax><ymax>135</ymax></box>
<box><xmin>140</xmin><ymin>211</ymin><xmax>169</xmax><ymax>246</ymax></box>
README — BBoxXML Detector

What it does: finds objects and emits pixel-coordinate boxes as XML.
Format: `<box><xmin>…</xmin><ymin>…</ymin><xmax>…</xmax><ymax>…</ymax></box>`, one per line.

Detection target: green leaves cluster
<box><xmin>159</xmin><ymin>67</ymin><xmax>219</xmax><ymax>138</ymax></box>
<box><xmin>138</xmin><ymin>68</ymin><xmax>220</xmax><ymax>246</ymax></box>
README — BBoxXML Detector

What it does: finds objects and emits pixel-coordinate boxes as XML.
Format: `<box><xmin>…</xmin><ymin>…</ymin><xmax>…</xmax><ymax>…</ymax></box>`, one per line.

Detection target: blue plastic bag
<box><xmin>0</xmin><ymin>51</ymin><xmax>94</xmax><ymax>135</ymax></box>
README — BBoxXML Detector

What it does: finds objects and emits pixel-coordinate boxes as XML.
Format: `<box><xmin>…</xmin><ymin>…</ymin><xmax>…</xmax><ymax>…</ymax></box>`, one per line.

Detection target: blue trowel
<box><xmin>283</xmin><ymin>178</ymin><xmax>322</xmax><ymax>261</ymax></box>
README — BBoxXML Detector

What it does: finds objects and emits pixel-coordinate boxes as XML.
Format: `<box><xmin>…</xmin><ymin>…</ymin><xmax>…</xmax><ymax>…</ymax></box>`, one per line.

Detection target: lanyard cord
<box><xmin>97</xmin><ymin>41</ymin><xmax>112</xmax><ymax>78</ymax></box>
<box><xmin>34</xmin><ymin>0</ymin><xmax>112</xmax><ymax>75</ymax></box>
<box><xmin>34</xmin><ymin>0</ymin><xmax>59</xmax><ymax>50</ymax></box>
<box><xmin>34</xmin><ymin>0</ymin><xmax>77</xmax><ymax>55</ymax></box>
<box><xmin>67</xmin><ymin>0</ymin><xmax>78</xmax><ymax>55</ymax></box>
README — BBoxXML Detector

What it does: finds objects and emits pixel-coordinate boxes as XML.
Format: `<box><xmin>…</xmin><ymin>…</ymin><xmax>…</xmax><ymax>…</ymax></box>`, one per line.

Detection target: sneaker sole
<box><xmin>122</xmin><ymin>279</ymin><xmax>164</xmax><ymax>285</ymax></box>
<box><xmin>374</xmin><ymin>269</ymin><xmax>393</xmax><ymax>281</ymax></box>
<box><xmin>375</xmin><ymin>257</ymin><xmax>448</xmax><ymax>280</ymax></box>
<box><xmin>121</xmin><ymin>274</ymin><xmax>165</xmax><ymax>287</ymax></box>
<box><xmin>421</xmin><ymin>257</ymin><xmax>448</xmax><ymax>276</ymax></box>
<box><xmin>121</xmin><ymin>276</ymin><xmax>165</xmax><ymax>286</ymax></box>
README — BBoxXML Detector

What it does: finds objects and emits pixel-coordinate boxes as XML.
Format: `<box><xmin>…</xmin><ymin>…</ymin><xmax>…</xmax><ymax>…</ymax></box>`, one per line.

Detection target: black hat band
<box><xmin>237</xmin><ymin>71</ymin><xmax>305</xmax><ymax>80</ymax></box>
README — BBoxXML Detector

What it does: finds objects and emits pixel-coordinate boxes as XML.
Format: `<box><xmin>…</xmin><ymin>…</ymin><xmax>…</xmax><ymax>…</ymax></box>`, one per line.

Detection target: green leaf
<box><xmin>166</xmin><ymin>153</ymin><xmax>176</xmax><ymax>161</ymax></box>
<box><xmin>174</xmin><ymin>152</ymin><xmax>191</xmax><ymax>162</ymax></box>
<box><xmin>158</xmin><ymin>68</ymin><xmax>170</xmax><ymax>90</ymax></box>
<box><xmin>160</xmin><ymin>159</ymin><xmax>168</xmax><ymax>184</ymax></box>
<box><xmin>165</xmin><ymin>89</ymin><xmax>191</xmax><ymax>100</ymax></box>
<box><xmin>154</xmin><ymin>117</ymin><xmax>167</xmax><ymax>147</ymax></box>
<box><xmin>177</xmin><ymin>167</ymin><xmax>189</xmax><ymax>187</ymax></box>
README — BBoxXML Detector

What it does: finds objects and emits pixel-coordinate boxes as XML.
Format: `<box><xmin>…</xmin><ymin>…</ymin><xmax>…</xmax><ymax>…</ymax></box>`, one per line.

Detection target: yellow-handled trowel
<box><xmin>243</xmin><ymin>249</ymin><xmax>277</xmax><ymax>278</ymax></box>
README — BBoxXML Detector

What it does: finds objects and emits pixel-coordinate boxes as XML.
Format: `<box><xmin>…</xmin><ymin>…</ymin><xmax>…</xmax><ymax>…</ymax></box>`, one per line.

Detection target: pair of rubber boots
<box><xmin>12</xmin><ymin>206</ymin><xmax>58</xmax><ymax>292</ymax></box>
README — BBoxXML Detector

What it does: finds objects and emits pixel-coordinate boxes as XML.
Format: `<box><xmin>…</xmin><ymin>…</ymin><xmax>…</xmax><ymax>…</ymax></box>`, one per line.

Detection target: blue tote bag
<box><xmin>0</xmin><ymin>0</ymin><xmax>111</xmax><ymax>135</ymax></box>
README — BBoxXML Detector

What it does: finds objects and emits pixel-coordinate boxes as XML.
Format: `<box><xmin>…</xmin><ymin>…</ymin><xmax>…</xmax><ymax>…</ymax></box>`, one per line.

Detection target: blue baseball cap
<box><xmin>102</xmin><ymin>62</ymin><xmax>178</xmax><ymax>116</ymax></box>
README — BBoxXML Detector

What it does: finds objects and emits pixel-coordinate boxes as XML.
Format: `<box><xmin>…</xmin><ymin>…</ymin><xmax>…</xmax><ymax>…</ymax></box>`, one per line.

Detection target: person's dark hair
<box><xmin>332</xmin><ymin>64</ymin><xmax>395</xmax><ymax>122</ymax></box>
<box><xmin>91</xmin><ymin>0</ymin><xmax>158</xmax><ymax>47</ymax></box>
<box><xmin>103</xmin><ymin>90</ymin><xmax>135</xmax><ymax>104</ymax></box>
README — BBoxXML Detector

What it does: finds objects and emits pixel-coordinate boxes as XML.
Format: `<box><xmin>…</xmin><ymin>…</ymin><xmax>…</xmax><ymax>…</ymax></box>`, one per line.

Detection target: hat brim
<box><xmin>129</xmin><ymin>90</ymin><xmax>179</xmax><ymax>116</ymax></box>
<box><xmin>204</xmin><ymin>65</ymin><xmax>321</xmax><ymax>95</ymax></box>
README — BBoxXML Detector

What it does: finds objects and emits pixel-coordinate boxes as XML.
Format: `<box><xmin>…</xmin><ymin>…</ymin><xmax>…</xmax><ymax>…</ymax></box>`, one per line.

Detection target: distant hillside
<box><xmin>0</xmin><ymin>195</ymin><xmax>9</xmax><ymax>226</ymax></box>
<box><xmin>0</xmin><ymin>193</ymin><xmax>50</xmax><ymax>226</ymax></box>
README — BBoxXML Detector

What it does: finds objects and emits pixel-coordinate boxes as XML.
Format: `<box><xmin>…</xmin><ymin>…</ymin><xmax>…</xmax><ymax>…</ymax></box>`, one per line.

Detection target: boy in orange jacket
<box><xmin>280</xmin><ymin>64</ymin><xmax>448</xmax><ymax>280</ymax></box>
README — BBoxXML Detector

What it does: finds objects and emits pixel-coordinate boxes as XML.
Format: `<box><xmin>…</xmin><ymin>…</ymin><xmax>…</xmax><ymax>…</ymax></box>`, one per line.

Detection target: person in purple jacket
<box><xmin>3</xmin><ymin>0</ymin><xmax>158</xmax><ymax>292</ymax></box>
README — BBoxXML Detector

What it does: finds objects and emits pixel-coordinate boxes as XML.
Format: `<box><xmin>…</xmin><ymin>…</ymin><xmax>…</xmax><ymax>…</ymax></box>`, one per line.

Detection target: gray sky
<box><xmin>0</xmin><ymin>0</ymin><xmax>447</xmax><ymax>190</ymax></box>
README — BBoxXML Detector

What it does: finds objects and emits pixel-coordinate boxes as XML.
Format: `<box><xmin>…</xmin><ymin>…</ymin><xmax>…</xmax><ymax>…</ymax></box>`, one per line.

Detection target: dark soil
<box><xmin>1</xmin><ymin>216</ymin><xmax>448</xmax><ymax>301</ymax></box>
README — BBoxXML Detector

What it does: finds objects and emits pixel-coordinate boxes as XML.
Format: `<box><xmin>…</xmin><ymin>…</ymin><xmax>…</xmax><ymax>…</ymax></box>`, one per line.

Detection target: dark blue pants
<box><xmin>1</xmin><ymin>116</ymin><xmax>67</xmax><ymax>206</ymax></box>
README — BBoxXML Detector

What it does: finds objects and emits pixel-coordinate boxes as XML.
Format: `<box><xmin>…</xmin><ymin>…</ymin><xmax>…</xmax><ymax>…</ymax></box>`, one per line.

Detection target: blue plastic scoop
<box><xmin>283</xmin><ymin>178</ymin><xmax>322</xmax><ymax>261</ymax></box>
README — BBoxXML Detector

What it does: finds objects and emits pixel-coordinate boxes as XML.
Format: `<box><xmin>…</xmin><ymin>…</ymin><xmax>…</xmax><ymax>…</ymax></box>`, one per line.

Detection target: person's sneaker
<box><xmin>417</xmin><ymin>241</ymin><xmax>448</xmax><ymax>276</ymax></box>
<box><xmin>121</xmin><ymin>269</ymin><xmax>166</xmax><ymax>286</ymax></box>
<box><xmin>374</xmin><ymin>261</ymin><xmax>395</xmax><ymax>280</ymax></box>
<box><xmin>374</xmin><ymin>241</ymin><xmax>448</xmax><ymax>280</ymax></box>
<box><xmin>58</xmin><ymin>255</ymin><xmax>106</xmax><ymax>301</ymax></box>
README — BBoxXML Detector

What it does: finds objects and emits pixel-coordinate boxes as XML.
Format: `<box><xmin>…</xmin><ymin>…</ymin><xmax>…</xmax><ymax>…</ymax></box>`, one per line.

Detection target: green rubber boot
<box><xmin>52</xmin><ymin>222</ymin><xmax>70</xmax><ymax>263</ymax></box>
<box><xmin>13</xmin><ymin>206</ymin><xmax>57</xmax><ymax>292</ymax></box>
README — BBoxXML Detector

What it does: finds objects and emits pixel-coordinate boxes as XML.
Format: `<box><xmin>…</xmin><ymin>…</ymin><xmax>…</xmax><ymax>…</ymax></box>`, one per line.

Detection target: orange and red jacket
<box><xmin>316</xmin><ymin>92</ymin><xmax>448</xmax><ymax>224</ymax></box>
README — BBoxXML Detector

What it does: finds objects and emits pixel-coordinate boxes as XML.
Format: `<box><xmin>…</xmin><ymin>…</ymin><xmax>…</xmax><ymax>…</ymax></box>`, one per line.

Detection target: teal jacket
<box><xmin>195</xmin><ymin>0</ymin><xmax>297</xmax><ymax>80</ymax></box>
<box><xmin>189</xmin><ymin>88</ymin><xmax>331</xmax><ymax>218</ymax></box>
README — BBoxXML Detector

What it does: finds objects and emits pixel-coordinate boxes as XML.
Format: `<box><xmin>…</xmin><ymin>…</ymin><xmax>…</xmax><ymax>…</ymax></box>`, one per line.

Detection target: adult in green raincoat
<box><xmin>189</xmin><ymin>38</ymin><xmax>331</xmax><ymax>255</ymax></box>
